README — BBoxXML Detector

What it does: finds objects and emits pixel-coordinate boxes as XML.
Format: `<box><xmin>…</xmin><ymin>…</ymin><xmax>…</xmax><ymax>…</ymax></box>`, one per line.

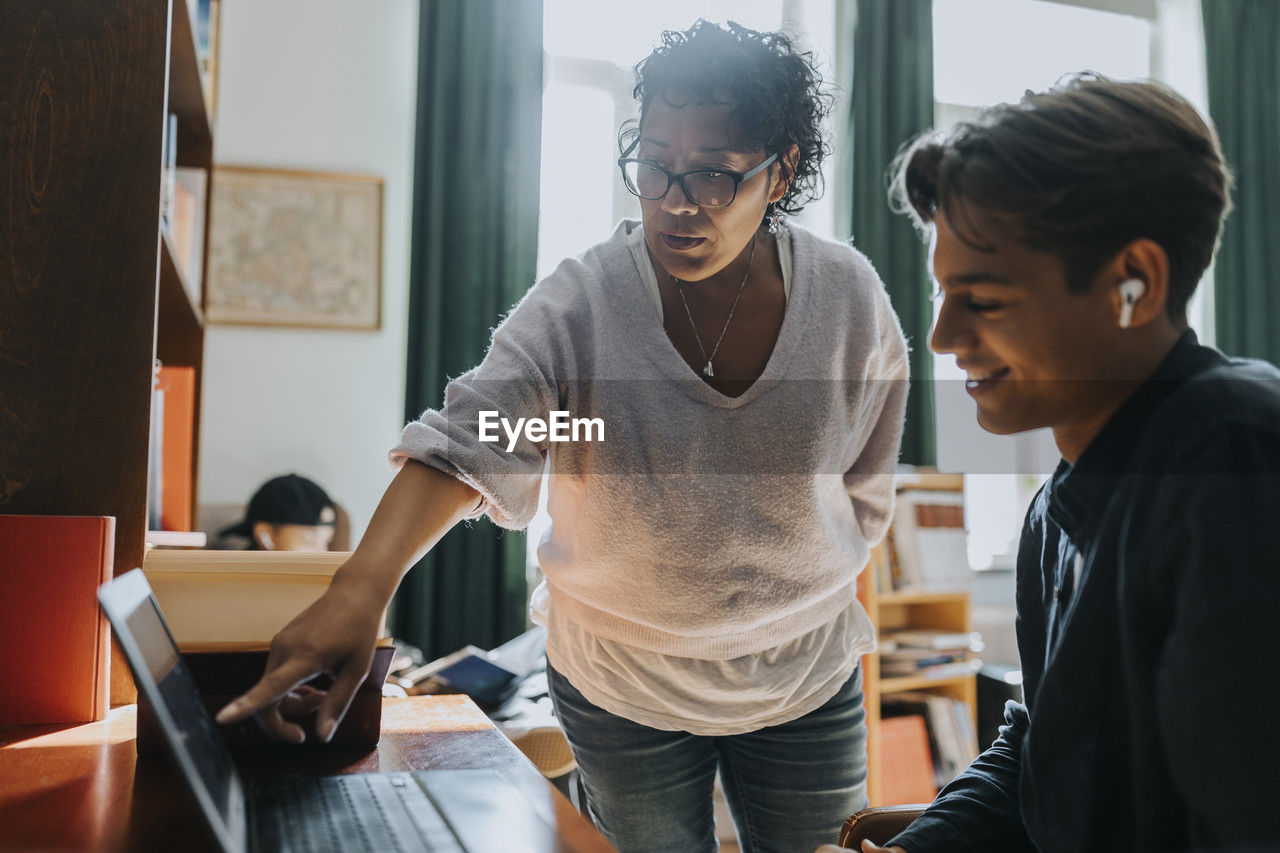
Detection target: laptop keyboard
<box><xmin>252</xmin><ymin>773</ymin><xmax>464</xmax><ymax>852</ymax></box>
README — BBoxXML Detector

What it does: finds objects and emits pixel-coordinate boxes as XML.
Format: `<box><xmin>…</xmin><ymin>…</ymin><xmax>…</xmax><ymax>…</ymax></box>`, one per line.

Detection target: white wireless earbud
<box><xmin>1118</xmin><ymin>278</ymin><xmax>1145</xmax><ymax>329</ymax></box>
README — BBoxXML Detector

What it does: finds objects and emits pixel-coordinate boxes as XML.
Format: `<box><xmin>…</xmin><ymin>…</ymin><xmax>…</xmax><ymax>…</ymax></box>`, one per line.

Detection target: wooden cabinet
<box><xmin>1</xmin><ymin>1</ymin><xmax>217</xmax><ymax>696</ymax></box>
<box><xmin>859</xmin><ymin>548</ymin><xmax>978</xmax><ymax>806</ymax></box>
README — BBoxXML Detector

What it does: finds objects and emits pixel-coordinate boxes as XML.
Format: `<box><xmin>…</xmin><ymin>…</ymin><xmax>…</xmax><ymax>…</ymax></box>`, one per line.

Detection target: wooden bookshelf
<box><xmin>1</xmin><ymin>0</ymin><xmax>218</xmax><ymax>699</ymax></box>
<box><xmin>859</xmin><ymin>556</ymin><xmax>979</xmax><ymax>806</ymax></box>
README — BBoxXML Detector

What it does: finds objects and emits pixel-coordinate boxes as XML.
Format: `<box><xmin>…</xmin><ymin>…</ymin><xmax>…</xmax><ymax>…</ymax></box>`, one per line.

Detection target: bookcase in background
<box><xmin>0</xmin><ymin>1</ymin><xmax>219</xmax><ymax>699</ymax></box>
<box><xmin>858</xmin><ymin>473</ymin><xmax>980</xmax><ymax>807</ymax></box>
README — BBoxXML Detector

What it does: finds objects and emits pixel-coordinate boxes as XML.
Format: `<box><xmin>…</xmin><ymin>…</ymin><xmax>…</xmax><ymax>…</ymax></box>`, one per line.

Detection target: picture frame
<box><xmin>205</xmin><ymin>166</ymin><xmax>383</xmax><ymax>330</ymax></box>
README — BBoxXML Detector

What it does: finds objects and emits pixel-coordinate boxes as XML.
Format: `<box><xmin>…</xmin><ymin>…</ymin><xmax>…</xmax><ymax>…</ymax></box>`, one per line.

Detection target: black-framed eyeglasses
<box><xmin>617</xmin><ymin>144</ymin><xmax>779</xmax><ymax>208</ymax></box>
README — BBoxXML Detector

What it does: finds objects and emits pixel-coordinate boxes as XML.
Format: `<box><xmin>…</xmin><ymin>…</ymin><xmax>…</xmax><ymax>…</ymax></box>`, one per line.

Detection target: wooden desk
<box><xmin>0</xmin><ymin>695</ymin><xmax>614</xmax><ymax>852</ymax></box>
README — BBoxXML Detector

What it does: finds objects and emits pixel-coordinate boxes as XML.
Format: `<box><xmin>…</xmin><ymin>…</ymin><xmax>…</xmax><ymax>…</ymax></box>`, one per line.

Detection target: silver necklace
<box><xmin>673</xmin><ymin>234</ymin><xmax>756</xmax><ymax>378</ymax></box>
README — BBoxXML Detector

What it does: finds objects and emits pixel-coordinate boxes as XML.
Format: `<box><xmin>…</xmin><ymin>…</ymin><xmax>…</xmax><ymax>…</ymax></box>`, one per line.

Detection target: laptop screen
<box><xmin>100</xmin><ymin>569</ymin><xmax>245</xmax><ymax>852</ymax></box>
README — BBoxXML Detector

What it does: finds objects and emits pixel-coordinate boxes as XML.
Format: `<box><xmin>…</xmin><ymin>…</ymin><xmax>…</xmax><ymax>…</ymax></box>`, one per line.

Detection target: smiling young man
<box><xmin>850</xmin><ymin>76</ymin><xmax>1280</xmax><ymax>852</ymax></box>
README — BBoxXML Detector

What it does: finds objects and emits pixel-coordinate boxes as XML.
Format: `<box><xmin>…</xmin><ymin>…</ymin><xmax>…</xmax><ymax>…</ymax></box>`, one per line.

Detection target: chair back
<box><xmin>839</xmin><ymin>805</ymin><xmax>928</xmax><ymax>848</ymax></box>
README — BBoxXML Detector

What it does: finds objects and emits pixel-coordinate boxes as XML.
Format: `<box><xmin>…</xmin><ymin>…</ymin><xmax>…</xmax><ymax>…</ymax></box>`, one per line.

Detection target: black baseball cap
<box><xmin>219</xmin><ymin>474</ymin><xmax>336</xmax><ymax>538</ymax></box>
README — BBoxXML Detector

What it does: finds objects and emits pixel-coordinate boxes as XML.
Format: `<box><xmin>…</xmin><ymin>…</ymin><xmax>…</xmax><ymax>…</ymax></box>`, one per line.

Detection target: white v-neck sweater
<box><xmin>392</xmin><ymin>220</ymin><xmax>908</xmax><ymax>726</ymax></box>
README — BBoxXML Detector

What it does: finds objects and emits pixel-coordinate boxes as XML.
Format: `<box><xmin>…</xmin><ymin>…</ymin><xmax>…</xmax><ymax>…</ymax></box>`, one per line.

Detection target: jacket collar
<box><xmin>1046</xmin><ymin>330</ymin><xmax>1226</xmax><ymax>541</ymax></box>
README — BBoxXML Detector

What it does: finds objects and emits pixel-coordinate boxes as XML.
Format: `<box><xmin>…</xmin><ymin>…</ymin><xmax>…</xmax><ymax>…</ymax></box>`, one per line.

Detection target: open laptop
<box><xmin>100</xmin><ymin>568</ymin><xmax>561</xmax><ymax>853</ymax></box>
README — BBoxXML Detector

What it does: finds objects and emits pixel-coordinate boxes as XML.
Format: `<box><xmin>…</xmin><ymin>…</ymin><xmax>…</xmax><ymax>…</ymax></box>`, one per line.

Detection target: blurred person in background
<box><xmin>219</xmin><ymin>473</ymin><xmax>339</xmax><ymax>552</ymax></box>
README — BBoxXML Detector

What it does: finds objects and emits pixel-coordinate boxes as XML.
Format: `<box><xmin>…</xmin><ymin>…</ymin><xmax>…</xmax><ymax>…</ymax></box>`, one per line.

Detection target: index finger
<box><xmin>215</xmin><ymin>658</ymin><xmax>320</xmax><ymax>725</ymax></box>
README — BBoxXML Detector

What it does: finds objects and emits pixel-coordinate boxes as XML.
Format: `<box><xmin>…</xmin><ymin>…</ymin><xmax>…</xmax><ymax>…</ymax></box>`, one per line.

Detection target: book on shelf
<box><xmin>885</xmin><ymin>659</ymin><xmax>983</xmax><ymax>682</ymax></box>
<box><xmin>147</xmin><ymin>362</ymin><xmax>165</xmax><ymax>531</ymax></box>
<box><xmin>895</xmin><ymin>469</ymin><xmax>964</xmax><ymax>492</ymax></box>
<box><xmin>146</xmin><ymin>529</ymin><xmax>207</xmax><ymax>548</ymax></box>
<box><xmin>868</xmin><ymin>540</ymin><xmax>894</xmax><ymax>594</ymax></box>
<box><xmin>883</xmin><ymin>692</ymin><xmax>980</xmax><ymax>790</ymax></box>
<box><xmin>170</xmin><ymin>166</ymin><xmax>207</xmax><ymax>303</ymax></box>
<box><xmin>878</xmin><ymin>714</ymin><xmax>938</xmax><ymax>805</ymax></box>
<box><xmin>194</xmin><ymin>0</ymin><xmax>220</xmax><ymax>114</ymax></box>
<box><xmin>160</xmin><ymin>112</ymin><xmax>178</xmax><ymax>229</ymax></box>
<box><xmin>889</xmin><ymin>488</ymin><xmax>971</xmax><ymax>590</ymax></box>
<box><xmin>155</xmin><ymin>365</ymin><xmax>196</xmax><ymax>531</ymax></box>
<box><xmin>885</xmin><ymin>629</ymin><xmax>984</xmax><ymax>651</ymax></box>
<box><xmin>0</xmin><ymin>515</ymin><xmax>114</xmax><ymax>725</ymax></box>
<box><xmin>879</xmin><ymin>646</ymin><xmax>972</xmax><ymax>678</ymax></box>
<box><xmin>882</xmin><ymin>629</ymin><xmax>983</xmax><ymax>680</ymax></box>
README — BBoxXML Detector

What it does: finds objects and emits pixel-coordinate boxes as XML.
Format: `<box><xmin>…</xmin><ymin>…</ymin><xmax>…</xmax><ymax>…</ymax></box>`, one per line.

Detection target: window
<box><xmin>933</xmin><ymin>0</ymin><xmax>1151</xmax><ymax>108</ymax></box>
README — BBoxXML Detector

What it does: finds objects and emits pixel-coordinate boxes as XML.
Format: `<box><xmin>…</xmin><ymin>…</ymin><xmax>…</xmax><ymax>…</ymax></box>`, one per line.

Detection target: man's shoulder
<box><xmin>1145</xmin><ymin>353</ymin><xmax>1280</xmax><ymax>470</ymax></box>
<box><xmin>1166</xmin><ymin>353</ymin><xmax>1280</xmax><ymax>432</ymax></box>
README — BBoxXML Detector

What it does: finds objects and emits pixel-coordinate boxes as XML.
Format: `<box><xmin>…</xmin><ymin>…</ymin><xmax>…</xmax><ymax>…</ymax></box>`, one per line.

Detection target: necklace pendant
<box><xmin>702</xmin><ymin>361</ymin><xmax>715</xmax><ymax>378</ymax></box>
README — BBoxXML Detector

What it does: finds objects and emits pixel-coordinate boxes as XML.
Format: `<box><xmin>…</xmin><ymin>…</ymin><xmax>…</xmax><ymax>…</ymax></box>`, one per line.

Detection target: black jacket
<box><xmin>891</xmin><ymin>331</ymin><xmax>1280</xmax><ymax>852</ymax></box>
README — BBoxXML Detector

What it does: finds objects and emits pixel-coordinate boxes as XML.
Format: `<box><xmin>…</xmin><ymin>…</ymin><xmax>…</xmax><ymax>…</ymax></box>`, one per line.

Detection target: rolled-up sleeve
<box><xmin>887</xmin><ymin>699</ymin><xmax>1037</xmax><ymax>852</ymax></box>
<box><xmin>391</xmin><ymin>268</ymin><xmax>580</xmax><ymax>529</ymax></box>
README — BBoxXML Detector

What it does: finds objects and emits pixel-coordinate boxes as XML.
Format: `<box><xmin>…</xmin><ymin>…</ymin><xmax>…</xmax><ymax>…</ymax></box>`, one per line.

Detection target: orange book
<box><xmin>879</xmin><ymin>714</ymin><xmax>938</xmax><ymax>806</ymax></box>
<box><xmin>0</xmin><ymin>515</ymin><xmax>114</xmax><ymax>725</ymax></box>
<box><xmin>156</xmin><ymin>366</ymin><xmax>195</xmax><ymax>530</ymax></box>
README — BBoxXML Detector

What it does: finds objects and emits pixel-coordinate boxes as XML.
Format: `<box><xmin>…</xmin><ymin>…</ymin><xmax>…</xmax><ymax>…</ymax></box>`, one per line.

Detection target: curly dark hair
<box><xmin>620</xmin><ymin>20</ymin><xmax>832</xmax><ymax>224</ymax></box>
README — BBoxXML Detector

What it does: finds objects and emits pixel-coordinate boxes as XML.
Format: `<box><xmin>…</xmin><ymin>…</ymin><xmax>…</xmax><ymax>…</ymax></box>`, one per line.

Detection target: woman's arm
<box><xmin>214</xmin><ymin>461</ymin><xmax>480</xmax><ymax>742</ymax></box>
<box><xmin>217</xmin><ymin>260</ymin><xmax>590</xmax><ymax>741</ymax></box>
<box><xmin>844</xmin><ymin>272</ymin><xmax>910</xmax><ymax>547</ymax></box>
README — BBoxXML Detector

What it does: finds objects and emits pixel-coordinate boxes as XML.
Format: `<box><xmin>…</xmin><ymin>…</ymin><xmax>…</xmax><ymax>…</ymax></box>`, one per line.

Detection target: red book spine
<box><xmin>155</xmin><ymin>366</ymin><xmax>195</xmax><ymax>531</ymax></box>
<box><xmin>0</xmin><ymin>515</ymin><xmax>114</xmax><ymax>725</ymax></box>
<box><xmin>879</xmin><ymin>714</ymin><xmax>939</xmax><ymax>806</ymax></box>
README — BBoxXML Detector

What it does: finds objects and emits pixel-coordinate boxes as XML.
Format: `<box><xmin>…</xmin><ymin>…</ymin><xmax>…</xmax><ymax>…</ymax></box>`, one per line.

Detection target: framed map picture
<box><xmin>206</xmin><ymin>166</ymin><xmax>383</xmax><ymax>329</ymax></box>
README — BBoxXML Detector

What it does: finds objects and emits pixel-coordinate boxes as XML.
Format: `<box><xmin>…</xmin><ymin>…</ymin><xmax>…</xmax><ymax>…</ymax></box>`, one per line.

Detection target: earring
<box><xmin>766</xmin><ymin>207</ymin><xmax>782</xmax><ymax>235</ymax></box>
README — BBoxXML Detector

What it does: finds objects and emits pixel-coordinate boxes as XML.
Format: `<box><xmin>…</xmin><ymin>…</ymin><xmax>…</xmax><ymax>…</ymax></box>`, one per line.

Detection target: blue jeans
<box><xmin>547</xmin><ymin>663</ymin><xmax>868</xmax><ymax>853</ymax></box>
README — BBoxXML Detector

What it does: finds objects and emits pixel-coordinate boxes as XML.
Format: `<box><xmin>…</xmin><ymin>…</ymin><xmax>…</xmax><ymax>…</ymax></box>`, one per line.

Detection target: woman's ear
<box><xmin>769</xmin><ymin>144</ymin><xmax>801</xmax><ymax>204</ymax></box>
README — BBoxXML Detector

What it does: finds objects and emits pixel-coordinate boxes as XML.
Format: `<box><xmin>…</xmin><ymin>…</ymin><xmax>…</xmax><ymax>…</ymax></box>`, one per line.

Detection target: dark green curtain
<box><xmin>1203</xmin><ymin>1</ymin><xmax>1280</xmax><ymax>363</ymax></box>
<box><xmin>844</xmin><ymin>0</ymin><xmax>936</xmax><ymax>466</ymax></box>
<box><xmin>394</xmin><ymin>0</ymin><xmax>543</xmax><ymax>658</ymax></box>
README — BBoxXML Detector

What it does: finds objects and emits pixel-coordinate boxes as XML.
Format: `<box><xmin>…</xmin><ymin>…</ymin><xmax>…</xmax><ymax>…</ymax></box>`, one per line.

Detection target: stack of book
<box><xmin>869</xmin><ymin>476</ymin><xmax>972</xmax><ymax>593</ymax></box>
<box><xmin>880</xmin><ymin>629</ymin><xmax>983</xmax><ymax>680</ymax></box>
<box><xmin>883</xmin><ymin>691</ymin><xmax>981</xmax><ymax>790</ymax></box>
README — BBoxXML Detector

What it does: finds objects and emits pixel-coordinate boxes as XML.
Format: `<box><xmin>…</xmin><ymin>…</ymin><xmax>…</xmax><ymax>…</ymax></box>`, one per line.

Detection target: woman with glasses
<box><xmin>218</xmin><ymin>20</ymin><xmax>908</xmax><ymax>853</ymax></box>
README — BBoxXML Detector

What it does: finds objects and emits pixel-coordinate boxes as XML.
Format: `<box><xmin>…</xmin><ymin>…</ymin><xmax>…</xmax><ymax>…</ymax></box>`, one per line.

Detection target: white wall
<box><xmin>200</xmin><ymin>0</ymin><xmax>419</xmax><ymax>540</ymax></box>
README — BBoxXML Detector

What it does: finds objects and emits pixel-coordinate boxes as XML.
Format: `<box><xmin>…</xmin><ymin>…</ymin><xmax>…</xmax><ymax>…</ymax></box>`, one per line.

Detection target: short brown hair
<box><xmin>890</xmin><ymin>74</ymin><xmax>1233</xmax><ymax>318</ymax></box>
